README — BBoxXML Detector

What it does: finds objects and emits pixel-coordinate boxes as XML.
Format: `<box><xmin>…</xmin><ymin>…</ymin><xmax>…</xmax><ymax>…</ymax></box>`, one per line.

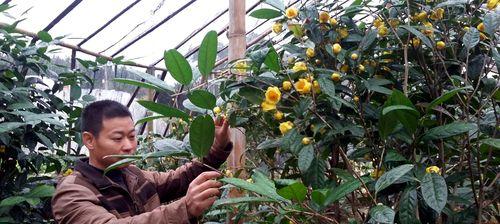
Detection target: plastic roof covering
<box><xmin>0</xmin><ymin>0</ymin><xmax>294</xmax><ymax>71</ymax></box>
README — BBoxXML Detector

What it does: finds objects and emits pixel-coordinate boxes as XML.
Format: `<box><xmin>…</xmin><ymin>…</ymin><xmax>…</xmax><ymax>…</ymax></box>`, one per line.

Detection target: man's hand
<box><xmin>185</xmin><ymin>171</ymin><xmax>222</xmax><ymax>218</ymax></box>
<box><xmin>213</xmin><ymin>116</ymin><xmax>230</xmax><ymax>149</ymax></box>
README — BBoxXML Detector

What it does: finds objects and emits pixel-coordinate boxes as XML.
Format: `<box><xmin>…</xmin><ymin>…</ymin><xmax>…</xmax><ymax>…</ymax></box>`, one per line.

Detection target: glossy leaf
<box><xmin>375</xmin><ymin>164</ymin><xmax>414</xmax><ymax>193</ymax></box>
<box><xmin>113</xmin><ymin>78</ymin><xmax>163</xmax><ymax>92</ymax></box>
<box><xmin>220</xmin><ymin>171</ymin><xmax>289</xmax><ymax>202</ymax></box>
<box><xmin>27</xmin><ymin>185</ymin><xmax>55</xmax><ymax>198</ymax></box>
<box><xmin>0</xmin><ymin>122</ymin><xmax>26</xmax><ymax>133</ymax></box>
<box><xmin>104</xmin><ymin>158</ymin><xmax>137</xmax><ymax>174</ymax></box>
<box><xmin>369</xmin><ymin>205</ymin><xmax>395</xmax><ymax>224</ymax></box>
<box><xmin>187</xmin><ymin>90</ymin><xmax>216</xmax><ymax>110</ymax></box>
<box><xmin>189</xmin><ymin>115</ymin><xmax>215</xmax><ymax>158</ymax></box>
<box><xmin>277</xmin><ymin>182</ymin><xmax>307</xmax><ymax>202</ymax></box>
<box><xmin>463</xmin><ymin>28</ymin><xmax>480</xmax><ymax>50</ymax></box>
<box><xmin>37</xmin><ymin>31</ymin><xmax>52</xmax><ymax>42</ymax></box>
<box><xmin>480</xmin><ymin>138</ymin><xmax>500</xmax><ymax>150</ymax></box>
<box><xmin>399</xmin><ymin>187</ymin><xmax>419</xmax><ymax>224</ymax></box>
<box><xmin>137</xmin><ymin>100</ymin><xmax>189</xmax><ymax>121</ymax></box>
<box><xmin>382</xmin><ymin>105</ymin><xmax>419</xmax><ymax>116</ymax></box>
<box><xmin>126</xmin><ymin>69</ymin><xmax>175</xmax><ymax>92</ymax></box>
<box><xmin>484</xmin><ymin>12</ymin><xmax>500</xmax><ymax>36</ymax></box>
<box><xmin>198</xmin><ymin>30</ymin><xmax>218</xmax><ymax>76</ymax></box>
<box><xmin>400</xmin><ymin>25</ymin><xmax>433</xmax><ymax>48</ymax></box>
<box><xmin>249</xmin><ymin>8</ymin><xmax>282</xmax><ymax>19</ymax></box>
<box><xmin>164</xmin><ymin>49</ymin><xmax>192</xmax><ymax>85</ymax></box>
<box><xmin>264</xmin><ymin>46</ymin><xmax>280</xmax><ymax>73</ymax></box>
<box><xmin>324</xmin><ymin>178</ymin><xmax>363</xmax><ymax>206</ymax></box>
<box><xmin>0</xmin><ymin>196</ymin><xmax>26</xmax><ymax>207</ymax></box>
<box><xmin>421</xmin><ymin>173</ymin><xmax>448</xmax><ymax>214</ymax></box>
<box><xmin>135</xmin><ymin>115</ymin><xmax>166</xmax><ymax>125</ymax></box>
<box><xmin>213</xmin><ymin>196</ymin><xmax>274</xmax><ymax>207</ymax></box>
<box><xmin>426</xmin><ymin>87</ymin><xmax>472</xmax><ymax>113</ymax></box>
<box><xmin>422</xmin><ymin>122</ymin><xmax>477</xmax><ymax>141</ymax></box>
<box><xmin>298</xmin><ymin>145</ymin><xmax>314</xmax><ymax>173</ymax></box>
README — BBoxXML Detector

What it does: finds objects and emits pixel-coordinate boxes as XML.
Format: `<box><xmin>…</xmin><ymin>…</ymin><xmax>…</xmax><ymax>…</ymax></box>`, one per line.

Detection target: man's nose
<box><xmin>123</xmin><ymin>139</ymin><xmax>135</xmax><ymax>150</ymax></box>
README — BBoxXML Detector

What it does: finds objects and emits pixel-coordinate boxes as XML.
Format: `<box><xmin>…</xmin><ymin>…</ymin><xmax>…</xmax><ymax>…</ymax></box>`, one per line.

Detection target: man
<box><xmin>52</xmin><ymin>100</ymin><xmax>232</xmax><ymax>223</ymax></box>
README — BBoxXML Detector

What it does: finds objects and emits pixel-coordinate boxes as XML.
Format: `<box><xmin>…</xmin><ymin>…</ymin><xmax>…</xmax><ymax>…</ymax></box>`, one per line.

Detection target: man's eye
<box><xmin>128</xmin><ymin>135</ymin><xmax>136</xmax><ymax>139</ymax></box>
<box><xmin>112</xmin><ymin>138</ymin><xmax>122</xmax><ymax>141</ymax></box>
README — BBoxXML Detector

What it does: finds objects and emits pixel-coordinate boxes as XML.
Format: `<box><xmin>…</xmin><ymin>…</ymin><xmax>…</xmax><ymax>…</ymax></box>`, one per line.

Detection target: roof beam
<box><xmin>30</xmin><ymin>0</ymin><xmax>83</xmax><ymax>43</ymax></box>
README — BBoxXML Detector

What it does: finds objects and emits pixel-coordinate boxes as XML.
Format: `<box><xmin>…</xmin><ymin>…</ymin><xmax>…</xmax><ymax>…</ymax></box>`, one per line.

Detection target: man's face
<box><xmin>84</xmin><ymin>116</ymin><xmax>137</xmax><ymax>170</ymax></box>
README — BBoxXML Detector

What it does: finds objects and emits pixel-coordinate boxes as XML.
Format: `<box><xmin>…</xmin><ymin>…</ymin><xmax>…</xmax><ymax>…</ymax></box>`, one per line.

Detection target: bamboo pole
<box><xmin>227</xmin><ymin>0</ymin><xmax>246</xmax><ymax>202</ymax></box>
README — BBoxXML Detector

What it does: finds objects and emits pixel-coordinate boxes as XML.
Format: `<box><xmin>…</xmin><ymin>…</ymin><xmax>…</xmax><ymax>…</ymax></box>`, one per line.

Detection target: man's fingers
<box><xmin>198</xmin><ymin>196</ymin><xmax>218</xmax><ymax>210</ymax></box>
<box><xmin>192</xmin><ymin>179</ymin><xmax>222</xmax><ymax>193</ymax></box>
<box><xmin>195</xmin><ymin>188</ymin><xmax>221</xmax><ymax>201</ymax></box>
<box><xmin>191</xmin><ymin>171</ymin><xmax>221</xmax><ymax>185</ymax></box>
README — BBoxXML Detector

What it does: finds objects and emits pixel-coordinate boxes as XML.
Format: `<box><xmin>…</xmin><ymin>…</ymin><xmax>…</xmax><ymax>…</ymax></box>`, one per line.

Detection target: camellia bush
<box><xmin>204</xmin><ymin>0</ymin><xmax>500</xmax><ymax>223</ymax></box>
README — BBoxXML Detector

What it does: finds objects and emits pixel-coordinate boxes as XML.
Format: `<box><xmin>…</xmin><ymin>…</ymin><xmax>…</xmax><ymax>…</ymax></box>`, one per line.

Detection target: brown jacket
<box><xmin>52</xmin><ymin>142</ymin><xmax>232</xmax><ymax>224</ymax></box>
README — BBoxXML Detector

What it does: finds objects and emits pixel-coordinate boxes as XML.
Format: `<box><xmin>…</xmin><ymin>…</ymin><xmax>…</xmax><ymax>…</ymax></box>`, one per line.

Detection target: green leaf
<box><xmin>239</xmin><ymin>86</ymin><xmax>264</xmax><ymax>105</ymax></box>
<box><xmin>187</xmin><ymin>90</ymin><xmax>216</xmax><ymax>110</ymax></box>
<box><xmin>382</xmin><ymin>105</ymin><xmax>419</xmax><ymax>116</ymax></box>
<box><xmin>364</xmin><ymin>78</ymin><xmax>393</xmax><ymax>95</ymax></box>
<box><xmin>198</xmin><ymin>30</ymin><xmax>218</xmax><ymax>76</ymax></box>
<box><xmin>359</xmin><ymin>29</ymin><xmax>377</xmax><ymax>51</ymax></box>
<box><xmin>164</xmin><ymin>49</ymin><xmax>192</xmax><ymax>85</ymax></box>
<box><xmin>399</xmin><ymin>187</ymin><xmax>419</xmax><ymax>224</ymax></box>
<box><xmin>304</xmin><ymin>158</ymin><xmax>326</xmax><ymax>189</ymax></box>
<box><xmin>135</xmin><ymin>115</ymin><xmax>166</xmax><ymax>125</ymax></box>
<box><xmin>462</xmin><ymin>28</ymin><xmax>480</xmax><ymax>50</ymax></box>
<box><xmin>213</xmin><ymin>197</ymin><xmax>274</xmax><ymax>207</ymax></box>
<box><xmin>35</xmin><ymin>133</ymin><xmax>53</xmax><ymax>149</ymax></box>
<box><xmin>421</xmin><ymin>173</ymin><xmax>448</xmax><ymax>214</ymax></box>
<box><xmin>435</xmin><ymin>0</ymin><xmax>467</xmax><ymax>8</ymax></box>
<box><xmin>256</xmin><ymin>138</ymin><xmax>282</xmax><ymax>150</ymax></box>
<box><xmin>37</xmin><ymin>31</ymin><xmax>52</xmax><ymax>42</ymax></box>
<box><xmin>375</xmin><ymin>164</ymin><xmax>414</xmax><ymax>193</ymax></box>
<box><xmin>277</xmin><ymin>182</ymin><xmax>307</xmax><ymax>202</ymax></box>
<box><xmin>104</xmin><ymin>150</ymin><xmax>189</xmax><ymax>160</ymax></box>
<box><xmin>0</xmin><ymin>122</ymin><xmax>26</xmax><ymax>133</ymax></box>
<box><xmin>96</xmin><ymin>56</ymin><xmax>108</xmax><ymax>65</ymax></box>
<box><xmin>137</xmin><ymin>100</ymin><xmax>189</xmax><ymax>121</ymax></box>
<box><xmin>287</xmin><ymin>23</ymin><xmax>304</xmax><ymax>38</ymax></box>
<box><xmin>324</xmin><ymin>178</ymin><xmax>363</xmax><ymax>206</ymax></box>
<box><xmin>220</xmin><ymin>171</ymin><xmax>289</xmax><ymax>202</ymax></box>
<box><xmin>189</xmin><ymin>115</ymin><xmax>215</xmax><ymax>158</ymax></box>
<box><xmin>27</xmin><ymin>185</ymin><xmax>55</xmax><ymax>198</ymax></box>
<box><xmin>70</xmin><ymin>84</ymin><xmax>81</xmax><ymax>101</ymax></box>
<box><xmin>0</xmin><ymin>196</ymin><xmax>26</xmax><ymax>207</ymax></box>
<box><xmin>400</xmin><ymin>25</ymin><xmax>433</xmax><ymax>48</ymax></box>
<box><xmin>264</xmin><ymin>0</ymin><xmax>285</xmax><ymax>12</ymax></box>
<box><xmin>422</xmin><ymin>122</ymin><xmax>477</xmax><ymax>141</ymax></box>
<box><xmin>250</xmin><ymin>8</ymin><xmax>282</xmax><ymax>19</ymax></box>
<box><xmin>369</xmin><ymin>205</ymin><xmax>395</xmax><ymax>224</ymax></box>
<box><xmin>298</xmin><ymin>145</ymin><xmax>314</xmax><ymax>173</ymax></box>
<box><xmin>384</xmin><ymin>90</ymin><xmax>418</xmax><ymax>135</ymax></box>
<box><xmin>264</xmin><ymin>46</ymin><xmax>281</xmax><ymax>73</ymax></box>
<box><xmin>426</xmin><ymin>87</ymin><xmax>472</xmax><ymax>113</ymax></box>
<box><xmin>480</xmin><ymin>138</ymin><xmax>500</xmax><ymax>149</ymax></box>
<box><xmin>127</xmin><ymin>69</ymin><xmax>175</xmax><ymax>92</ymax></box>
<box><xmin>379</xmin><ymin>114</ymin><xmax>398</xmax><ymax>139</ymax></box>
<box><xmin>484</xmin><ymin>12</ymin><xmax>500</xmax><ymax>37</ymax></box>
<box><xmin>104</xmin><ymin>158</ymin><xmax>137</xmax><ymax>174</ymax></box>
<box><xmin>317</xmin><ymin>76</ymin><xmax>336</xmax><ymax>98</ymax></box>
<box><xmin>113</xmin><ymin>78</ymin><xmax>163</xmax><ymax>92</ymax></box>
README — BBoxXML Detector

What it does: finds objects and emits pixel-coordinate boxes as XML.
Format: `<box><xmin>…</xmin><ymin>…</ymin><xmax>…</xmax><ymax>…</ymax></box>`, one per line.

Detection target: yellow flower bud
<box><xmin>313</xmin><ymin>80</ymin><xmax>321</xmax><ymax>93</ymax></box>
<box><xmin>272</xmin><ymin>22</ymin><xmax>283</xmax><ymax>33</ymax></box>
<box><xmin>340</xmin><ymin>64</ymin><xmax>349</xmax><ymax>73</ymax></box>
<box><xmin>425</xmin><ymin>166</ymin><xmax>441</xmax><ymax>174</ymax></box>
<box><xmin>487</xmin><ymin>0</ymin><xmax>498</xmax><ymax>10</ymax></box>
<box><xmin>279</xmin><ymin>121</ymin><xmax>294</xmax><ymax>135</ymax></box>
<box><xmin>477</xmin><ymin>22</ymin><xmax>485</xmax><ymax>32</ymax></box>
<box><xmin>378</xmin><ymin>25</ymin><xmax>388</xmax><ymax>37</ymax></box>
<box><xmin>388</xmin><ymin>19</ymin><xmax>400</xmax><ymax>27</ymax></box>
<box><xmin>213</xmin><ymin>106</ymin><xmax>221</xmax><ymax>114</ymax></box>
<box><xmin>353</xmin><ymin>96</ymin><xmax>360</xmax><ymax>103</ymax></box>
<box><xmin>261</xmin><ymin>101</ymin><xmax>276</xmax><ymax>112</ymax></box>
<box><xmin>282</xmin><ymin>81</ymin><xmax>292</xmax><ymax>91</ymax></box>
<box><xmin>332</xmin><ymin>43</ymin><xmax>342</xmax><ymax>54</ymax></box>
<box><xmin>329</xmin><ymin>18</ymin><xmax>338</xmax><ymax>26</ymax></box>
<box><xmin>358</xmin><ymin>64</ymin><xmax>365</xmax><ymax>72</ymax></box>
<box><xmin>412</xmin><ymin>37</ymin><xmax>421</xmax><ymax>48</ymax></box>
<box><xmin>301</xmin><ymin>137</ymin><xmax>311</xmax><ymax>145</ymax></box>
<box><xmin>274</xmin><ymin>111</ymin><xmax>284</xmax><ymax>120</ymax></box>
<box><xmin>63</xmin><ymin>168</ymin><xmax>73</xmax><ymax>177</ymax></box>
<box><xmin>331</xmin><ymin>72</ymin><xmax>341</xmax><ymax>82</ymax></box>
<box><xmin>246</xmin><ymin>178</ymin><xmax>254</xmax><ymax>183</ymax></box>
<box><xmin>292</xmin><ymin>61</ymin><xmax>308</xmax><ymax>72</ymax></box>
<box><xmin>436</xmin><ymin>41</ymin><xmax>446</xmax><ymax>50</ymax></box>
<box><xmin>351</xmin><ymin>53</ymin><xmax>359</xmax><ymax>60</ymax></box>
<box><xmin>306</xmin><ymin>48</ymin><xmax>315</xmax><ymax>58</ymax></box>
<box><xmin>370</xmin><ymin>168</ymin><xmax>385</xmax><ymax>178</ymax></box>
<box><xmin>373</xmin><ymin>18</ymin><xmax>384</xmax><ymax>28</ymax></box>
<box><xmin>319</xmin><ymin>11</ymin><xmax>330</xmax><ymax>23</ymax></box>
<box><xmin>285</xmin><ymin>7</ymin><xmax>299</xmax><ymax>19</ymax></box>
<box><xmin>294</xmin><ymin>78</ymin><xmax>312</xmax><ymax>94</ymax></box>
<box><xmin>338</xmin><ymin>28</ymin><xmax>349</xmax><ymax>39</ymax></box>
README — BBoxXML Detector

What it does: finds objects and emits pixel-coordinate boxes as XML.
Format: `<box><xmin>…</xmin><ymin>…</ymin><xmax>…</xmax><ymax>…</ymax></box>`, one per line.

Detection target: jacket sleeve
<box><xmin>52</xmin><ymin>175</ymin><xmax>191</xmax><ymax>224</ymax></box>
<box><xmin>142</xmin><ymin>141</ymin><xmax>233</xmax><ymax>203</ymax></box>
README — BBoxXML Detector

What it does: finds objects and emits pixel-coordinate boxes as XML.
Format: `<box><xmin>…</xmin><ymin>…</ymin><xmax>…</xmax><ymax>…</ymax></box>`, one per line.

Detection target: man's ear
<box><xmin>82</xmin><ymin>131</ymin><xmax>96</xmax><ymax>150</ymax></box>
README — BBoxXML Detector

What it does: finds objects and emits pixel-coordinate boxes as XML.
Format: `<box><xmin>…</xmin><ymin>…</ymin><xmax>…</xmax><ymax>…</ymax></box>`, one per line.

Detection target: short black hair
<box><xmin>81</xmin><ymin>100</ymin><xmax>132</xmax><ymax>136</ymax></box>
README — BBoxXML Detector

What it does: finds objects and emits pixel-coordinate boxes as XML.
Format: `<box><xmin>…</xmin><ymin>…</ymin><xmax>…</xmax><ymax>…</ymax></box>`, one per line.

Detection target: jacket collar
<box><xmin>75</xmin><ymin>157</ymin><xmax>127</xmax><ymax>190</ymax></box>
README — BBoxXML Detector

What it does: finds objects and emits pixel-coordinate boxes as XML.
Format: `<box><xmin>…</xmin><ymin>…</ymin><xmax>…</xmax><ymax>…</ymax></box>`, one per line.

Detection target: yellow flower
<box><xmin>287</xmin><ymin>57</ymin><xmax>295</xmax><ymax>65</ymax></box>
<box><xmin>414</xmin><ymin>11</ymin><xmax>428</xmax><ymax>21</ymax></box>
<box><xmin>274</xmin><ymin>111</ymin><xmax>284</xmax><ymax>120</ymax></box>
<box><xmin>272</xmin><ymin>22</ymin><xmax>283</xmax><ymax>33</ymax></box>
<box><xmin>422</xmin><ymin>22</ymin><xmax>434</xmax><ymax>37</ymax></box>
<box><xmin>279</xmin><ymin>121</ymin><xmax>294</xmax><ymax>135</ymax></box>
<box><xmin>378</xmin><ymin>25</ymin><xmax>388</xmax><ymax>37</ymax></box>
<box><xmin>353</xmin><ymin>96</ymin><xmax>360</xmax><ymax>103</ymax></box>
<box><xmin>224</xmin><ymin>169</ymin><xmax>233</xmax><ymax>177</ymax></box>
<box><xmin>477</xmin><ymin>22</ymin><xmax>485</xmax><ymax>32</ymax></box>
<box><xmin>292</xmin><ymin>61</ymin><xmax>308</xmax><ymax>72</ymax></box>
<box><xmin>430</xmin><ymin>8</ymin><xmax>444</xmax><ymax>20</ymax></box>
<box><xmin>464</xmin><ymin>26</ymin><xmax>470</xmax><ymax>32</ymax></box>
<box><xmin>370</xmin><ymin>168</ymin><xmax>385</xmax><ymax>179</ymax></box>
<box><xmin>265</xmin><ymin>86</ymin><xmax>281</xmax><ymax>104</ymax></box>
<box><xmin>286</xmin><ymin>7</ymin><xmax>298</xmax><ymax>19</ymax></box>
<box><xmin>487</xmin><ymin>0</ymin><xmax>498</xmax><ymax>10</ymax></box>
<box><xmin>338</xmin><ymin>28</ymin><xmax>349</xmax><ymax>39</ymax></box>
<box><xmin>373</xmin><ymin>18</ymin><xmax>383</xmax><ymax>28</ymax></box>
<box><xmin>319</xmin><ymin>11</ymin><xmax>330</xmax><ymax>23</ymax></box>
<box><xmin>294</xmin><ymin>78</ymin><xmax>312</xmax><ymax>94</ymax></box>
<box><xmin>246</xmin><ymin>178</ymin><xmax>254</xmax><ymax>183</ymax></box>
<box><xmin>306</xmin><ymin>48</ymin><xmax>315</xmax><ymax>58</ymax></box>
<box><xmin>331</xmin><ymin>72</ymin><xmax>341</xmax><ymax>82</ymax></box>
<box><xmin>0</xmin><ymin>145</ymin><xmax>5</xmax><ymax>153</ymax></box>
<box><xmin>332</xmin><ymin>43</ymin><xmax>342</xmax><ymax>54</ymax></box>
<box><xmin>436</xmin><ymin>41</ymin><xmax>446</xmax><ymax>50</ymax></box>
<box><xmin>213</xmin><ymin>106</ymin><xmax>221</xmax><ymax>114</ymax></box>
<box><xmin>329</xmin><ymin>18</ymin><xmax>338</xmax><ymax>26</ymax></box>
<box><xmin>340</xmin><ymin>64</ymin><xmax>349</xmax><ymax>73</ymax></box>
<box><xmin>306</xmin><ymin>73</ymin><xmax>314</xmax><ymax>82</ymax></box>
<box><xmin>412</xmin><ymin>37</ymin><xmax>421</xmax><ymax>48</ymax></box>
<box><xmin>425</xmin><ymin>166</ymin><xmax>441</xmax><ymax>174</ymax></box>
<box><xmin>302</xmin><ymin>137</ymin><xmax>311</xmax><ymax>145</ymax></box>
<box><xmin>261</xmin><ymin>101</ymin><xmax>276</xmax><ymax>111</ymax></box>
<box><xmin>282</xmin><ymin>81</ymin><xmax>292</xmax><ymax>91</ymax></box>
<box><xmin>388</xmin><ymin>19</ymin><xmax>400</xmax><ymax>27</ymax></box>
<box><xmin>351</xmin><ymin>53</ymin><xmax>359</xmax><ymax>60</ymax></box>
<box><xmin>358</xmin><ymin>64</ymin><xmax>366</xmax><ymax>72</ymax></box>
<box><xmin>63</xmin><ymin>168</ymin><xmax>73</xmax><ymax>177</ymax></box>
<box><xmin>313</xmin><ymin>80</ymin><xmax>321</xmax><ymax>93</ymax></box>
<box><xmin>480</xmin><ymin>32</ymin><xmax>487</xmax><ymax>41</ymax></box>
